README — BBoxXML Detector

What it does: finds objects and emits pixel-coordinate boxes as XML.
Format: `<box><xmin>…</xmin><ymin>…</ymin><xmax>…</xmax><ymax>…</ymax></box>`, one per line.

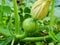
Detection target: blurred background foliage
<box><xmin>0</xmin><ymin>0</ymin><xmax>60</xmax><ymax>45</ymax></box>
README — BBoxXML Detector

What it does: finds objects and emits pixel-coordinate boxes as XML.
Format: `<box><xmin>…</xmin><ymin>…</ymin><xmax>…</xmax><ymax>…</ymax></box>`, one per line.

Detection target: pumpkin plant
<box><xmin>0</xmin><ymin>0</ymin><xmax>60</xmax><ymax>45</ymax></box>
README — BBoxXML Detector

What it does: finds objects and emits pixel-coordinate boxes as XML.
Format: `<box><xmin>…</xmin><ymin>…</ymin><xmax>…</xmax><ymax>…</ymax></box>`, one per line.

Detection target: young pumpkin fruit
<box><xmin>23</xmin><ymin>18</ymin><xmax>38</xmax><ymax>33</ymax></box>
<box><xmin>31</xmin><ymin>0</ymin><xmax>51</xmax><ymax>19</ymax></box>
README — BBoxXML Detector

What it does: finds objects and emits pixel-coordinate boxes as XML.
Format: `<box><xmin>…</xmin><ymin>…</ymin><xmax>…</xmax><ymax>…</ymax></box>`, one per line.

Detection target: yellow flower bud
<box><xmin>31</xmin><ymin>0</ymin><xmax>51</xmax><ymax>19</ymax></box>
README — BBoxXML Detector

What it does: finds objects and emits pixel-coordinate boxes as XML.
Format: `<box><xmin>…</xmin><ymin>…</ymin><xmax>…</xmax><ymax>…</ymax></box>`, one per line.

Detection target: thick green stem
<box><xmin>16</xmin><ymin>33</ymin><xmax>26</xmax><ymax>39</ymax></box>
<box><xmin>22</xmin><ymin>35</ymin><xmax>49</xmax><ymax>42</ymax></box>
<box><xmin>13</xmin><ymin>0</ymin><xmax>20</xmax><ymax>34</ymax></box>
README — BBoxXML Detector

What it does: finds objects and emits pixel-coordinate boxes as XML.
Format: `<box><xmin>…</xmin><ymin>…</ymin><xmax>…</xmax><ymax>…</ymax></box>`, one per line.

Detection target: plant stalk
<box><xmin>13</xmin><ymin>0</ymin><xmax>20</xmax><ymax>34</ymax></box>
<box><xmin>50</xmin><ymin>0</ymin><xmax>55</xmax><ymax>31</ymax></box>
<box><xmin>22</xmin><ymin>35</ymin><xmax>49</xmax><ymax>42</ymax></box>
<box><xmin>49</xmin><ymin>0</ymin><xmax>57</xmax><ymax>42</ymax></box>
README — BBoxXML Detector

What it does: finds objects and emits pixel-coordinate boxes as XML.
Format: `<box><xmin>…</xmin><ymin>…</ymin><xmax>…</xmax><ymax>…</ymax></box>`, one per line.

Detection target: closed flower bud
<box><xmin>31</xmin><ymin>0</ymin><xmax>51</xmax><ymax>19</ymax></box>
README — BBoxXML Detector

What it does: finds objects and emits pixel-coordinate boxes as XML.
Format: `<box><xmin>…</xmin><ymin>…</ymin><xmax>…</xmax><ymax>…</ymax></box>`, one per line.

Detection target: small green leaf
<box><xmin>36</xmin><ymin>42</ymin><xmax>43</xmax><ymax>45</ymax></box>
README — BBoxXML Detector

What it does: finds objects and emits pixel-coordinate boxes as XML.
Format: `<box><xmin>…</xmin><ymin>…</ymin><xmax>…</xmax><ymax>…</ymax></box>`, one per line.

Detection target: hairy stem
<box><xmin>13</xmin><ymin>0</ymin><xmax>20</xmax><ymax>34</ymax></box>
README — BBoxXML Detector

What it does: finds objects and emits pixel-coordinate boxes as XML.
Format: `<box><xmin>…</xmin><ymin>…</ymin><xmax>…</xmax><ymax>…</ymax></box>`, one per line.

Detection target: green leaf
<box><xmin>0</xmin><ymin>25</ymin><xmax>11</xmax><ymax>36</ymax></box>
<box><xmin>3</xmin><ymin>6</ymin><xmax>12</xmax><ymax>16</ymax></box>
<box><xmin>0</xmin><ymin>5</ymin><xmax>12</xmax><ymax>16</ymax></box>
<box><xmin>57</xmin><ymin>43</ymin><xmax>60</xmax><ymax>45</ymax></box>
<box><xmin>48</xmin><ymin>31</ymin><xmax>57</xmax><ymax>42</ymax></box>
<box><xmin>48</xmin><ymin>42</ymin><xmax>54</xmax><ymax>45</ymax></box>
<box><xmin>0</xmin><ymin>36</ymin><xmax>14</xmax><ymax>45</ymax></box>
<box><xmin>56</xmin><ymin>32</ymin><xmax>60</xmax><ymax>42</ymax></box>
<box><xmin>24</xmin><ymin>7</ymin><xmax>30</xmax><ymax>13</ymax></box>
<box><xmin>36</xmin><ymin>42</ymin><xmax>43</xmax><ymax>45</ymax></box>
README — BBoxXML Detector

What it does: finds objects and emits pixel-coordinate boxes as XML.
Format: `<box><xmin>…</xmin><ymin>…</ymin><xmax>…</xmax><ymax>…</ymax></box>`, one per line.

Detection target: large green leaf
<box><xmin>0</xmin><ymin>25</ymin><xmax>11</xmax><ymax>36</ymax></box>
<box><xmin>0</xmin><ymin>5</ymin><xmax>12</xmax><ymax>16</ymax></box>
<box><xmin>0</xmin><ymin>36</ymin><xmax>14</xmax><ymax>45</ymax></box>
